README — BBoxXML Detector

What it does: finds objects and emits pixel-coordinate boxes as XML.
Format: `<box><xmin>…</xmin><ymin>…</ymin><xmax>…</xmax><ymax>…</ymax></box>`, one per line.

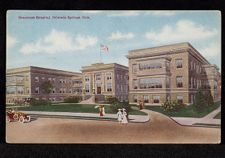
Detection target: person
<box><xmin>102</xmin><ymin>105</ymin><xmax>105</xmax><ymax>116</ymax></box>
<box><xmin>116</xmin><ymin>109</ymin><xmax>122</xmax><ymax>123</ymax></box>
<box><xmin>121</xmin><ymin>108</ymin><xmax>128</xmax><ymax>124</ymax></box>
<box><xmin>99</xmin><ymin>105</ymin><xmax>103</xmax><ymax>116</ymax></box>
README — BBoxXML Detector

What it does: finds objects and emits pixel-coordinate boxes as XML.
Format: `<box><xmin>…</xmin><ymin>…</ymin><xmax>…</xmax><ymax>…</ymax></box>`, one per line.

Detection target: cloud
<box><xmin>20</xmin><ymin>29</ymin><xmax>98</xmax><ymax>54</ymax></box>
<box><xmin>108</xmin><ymin>31</ymin><xmax>134</xmax><ymax>41</ymax></box>
<box><xmin>199</xmin><ymin>42</ymin><xmax>221</xmax><ymax>58</ymax></box>
<box><xmin>108</xmin><ymin>11</ymin><xmax>141</xmax><ymax>17</ymax></box>
<box><xmin>7</xmin><ymin>35</ymin><xmax>17</xmax><ymax>48</ymax></box>
<box><xmin>145</xmin><ymin>20</ymin><xmax>218</xmax><ymax>44</ymax></box>
<box><xmin>146</xmin><ymin>11</ymin><xmax>176</xmax><ymax>16</ymax></box>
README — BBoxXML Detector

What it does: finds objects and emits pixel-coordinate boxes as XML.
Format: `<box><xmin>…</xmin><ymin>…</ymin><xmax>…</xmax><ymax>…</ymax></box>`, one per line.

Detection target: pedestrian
<box><xmin>99</xmin><ymin>105</ymin><xmax>103</xmax><ymax>116</ymax></box>
<box><xmin>102</xmin><ymin>105</ymin><xmax>105</xmax><ymax>116</ymax></box>
<box><xmin>116</xmin><ymin>109</ymin><xmax>122</xmax><ymax>123</ymax></box>
<box><xmin>122</xmin><ymin>108</ymin><xmax>128</xmax><ymax>124</ymax></box>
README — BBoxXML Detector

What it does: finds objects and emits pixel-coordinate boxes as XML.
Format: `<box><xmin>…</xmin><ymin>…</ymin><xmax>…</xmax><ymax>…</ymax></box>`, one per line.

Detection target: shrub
<box><xmin>109</xmin><ymin>100</ymin><xmax>131</xmax><ymax>116</ymax></box>
<box><xmin>64</xmin><ymin>96</ymin><xmax>82</xmax><ymax>103</ymax></box>
<box><xmin>30</xmin><ymin>98</ymin><xmax>51</xmax><ymax>106</ymax></box>
<box><xmin>105</xmin><ymin>96</ymin><xmax>119</xmax><ymax>104</ymax></box>
<box><xmin>162</xmin><ymin>100</ymin><xmax>185</xmax><ymax>112</ymax></box>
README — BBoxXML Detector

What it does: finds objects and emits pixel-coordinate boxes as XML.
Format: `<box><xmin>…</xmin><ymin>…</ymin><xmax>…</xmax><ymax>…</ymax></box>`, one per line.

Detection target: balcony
<box><xmin>136</xmin><ymin>67</ymin><xmax>170</xmax><ymax>76</ymax></box>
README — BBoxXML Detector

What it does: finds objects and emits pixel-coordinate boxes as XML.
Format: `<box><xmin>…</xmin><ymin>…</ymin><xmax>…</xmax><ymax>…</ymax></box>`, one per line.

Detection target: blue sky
<box><xmin>7</xmin><ymin>10</ymin><xmax>221</xmax><ymax>72</ymax></box>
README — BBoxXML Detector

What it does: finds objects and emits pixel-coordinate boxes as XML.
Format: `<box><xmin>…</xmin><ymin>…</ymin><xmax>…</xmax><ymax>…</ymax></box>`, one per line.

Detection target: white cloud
<box><xmin>199</xmin><ymin>42</ymin><xmax>221</xmax><ymax>58</ymax></box>
<box><xmin>7</xmin><ymin>35</ymin><xmax>17</xmax><ymax>48</ymax></box>
<box><xmin>108</xmin><ymin>11</ymin><xmax>141</xmax><ymax>17</ymax></box>
<box><xmin>108</xmin><ymin>31</ymin><xmax>134</xmax><ymax>41</ymax></box>
<box><xmin>146</xmin><ymin>11</ymin><xmax>176</xmax><ymax>16</ymax></box>
<box><xmin>145</xmin><ymin>20</ymin><xmax>218</xmax><ymax>44</ymax></box>
<box><xmin>20</xmin><ymin>29</ymin><xmax>98</xmax><ymax>54</ymax></box>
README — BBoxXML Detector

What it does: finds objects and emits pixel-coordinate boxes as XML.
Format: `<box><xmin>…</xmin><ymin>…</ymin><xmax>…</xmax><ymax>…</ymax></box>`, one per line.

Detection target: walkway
<box><xmin>170</xmin><ymin>106</ymin><xmax>221</xmax><ymax>126</ymax></box>
<box><xmin>20</xmin><ymin>111</ymin><xmax>150</xmax><ymax>123</ymax></box>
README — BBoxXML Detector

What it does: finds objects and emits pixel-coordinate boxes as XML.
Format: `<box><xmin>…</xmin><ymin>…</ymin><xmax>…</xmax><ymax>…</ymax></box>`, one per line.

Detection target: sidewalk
<box><xmin>171</xmin><ymin>105</ymin><xmax>221</xmax><ymax>126</ymax></box>
<box><xmin>20</xmin><ymin>111</ymin><xmax>150</xmax><ymax>123</ymax></box>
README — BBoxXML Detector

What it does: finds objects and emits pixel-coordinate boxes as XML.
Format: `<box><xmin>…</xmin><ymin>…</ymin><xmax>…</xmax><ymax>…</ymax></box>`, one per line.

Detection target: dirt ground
<box><xmin>6</xmin><ymin>111</ymin><xmax>220</xmax><ymax>144</ymax></box>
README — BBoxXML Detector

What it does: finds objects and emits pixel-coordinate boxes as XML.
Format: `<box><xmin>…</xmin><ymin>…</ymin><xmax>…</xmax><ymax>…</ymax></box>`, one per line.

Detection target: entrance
<box><xmin>97</xmin><ymin>87</ymin><xmax>101</xmax><ymax>94</ymax></box>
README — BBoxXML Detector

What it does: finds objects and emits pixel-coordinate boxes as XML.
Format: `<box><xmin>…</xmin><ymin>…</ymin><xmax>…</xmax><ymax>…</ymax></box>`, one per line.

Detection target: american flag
<box><xmin>100</xmin><ymin>44</ymin><xmax>109</xmax><ymax>53</ymax></box>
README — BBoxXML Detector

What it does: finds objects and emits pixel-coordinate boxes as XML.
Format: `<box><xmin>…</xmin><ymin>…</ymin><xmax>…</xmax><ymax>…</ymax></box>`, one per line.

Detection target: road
<box><xmin>6</xmin><ymin>110</ymin><xmax>220</xmax><ymax>143</ymax></box>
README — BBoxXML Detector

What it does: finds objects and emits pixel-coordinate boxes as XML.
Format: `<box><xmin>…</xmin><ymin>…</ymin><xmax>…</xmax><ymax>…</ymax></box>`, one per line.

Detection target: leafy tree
<box><xmin>40</xmin><ymin>81</ymin><xmax>53</xmax><ymax>94</ymax></box>
<box><xmin>193</xmin><ymin>89</ymin><xmax>207</xmax><ymax>112</ymax></box>
<box><xmin>205</xmin><ymin>90</ymin><xmax>214</xmax><ymax>106</ymax></box>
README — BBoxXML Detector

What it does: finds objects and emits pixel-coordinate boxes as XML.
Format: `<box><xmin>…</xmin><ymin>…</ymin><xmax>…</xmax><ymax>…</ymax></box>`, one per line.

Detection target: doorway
<box><xmin>97</xmin><ymin>87</ymin><xmax>101</xmax><ymax>94</ymax></box>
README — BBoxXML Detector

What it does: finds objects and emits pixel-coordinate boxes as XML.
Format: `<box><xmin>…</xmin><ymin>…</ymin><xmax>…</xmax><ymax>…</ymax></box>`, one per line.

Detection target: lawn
<box><xmin>145</xmin><ymin>101</ymin><xmax>221</xmax><ymax>118</ymax></box>
<box><xmin>14</xmin><ymin>103</ymin><xmax>147</xmax><ymax>115</ymax></box>
<box><xmin>214</xmin><ymin>112</ymin><xmax>221</xmax><ymax>119</ymax></box>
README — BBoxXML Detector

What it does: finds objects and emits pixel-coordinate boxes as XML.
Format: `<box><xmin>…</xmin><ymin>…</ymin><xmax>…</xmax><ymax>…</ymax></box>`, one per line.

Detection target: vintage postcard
<box><xmin>6</xmin><ymin>10</ymin><xmax>221</xmax><ymax>143</ymax></box>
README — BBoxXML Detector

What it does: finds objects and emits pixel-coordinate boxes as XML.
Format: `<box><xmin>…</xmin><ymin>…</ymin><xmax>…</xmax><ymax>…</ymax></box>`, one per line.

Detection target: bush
<box><xmin>64</xmin><ymin>96</ymin><xmax>82</xmax><ymax>103</ymax></box>
<box><xmin>30</xmin><ymin>98</ymin><xmax>51</xmax><ymax>106</ymax></box>
<box><xmin>109</xmin><ymin>100</ymin><xmax>131</xmax><ymax>116</ymax></box>
<box><xmin>193</xmin><ymin>90</ymin><xmax>208</xmax><ymax>112</ymax></box>
<box><xmin>105</xmin><ymin>96</ymin><xmax>119</xmax><ymax>104</ymax></box>
<box><xmin>162</xmin><ymin>100</ymin><xmax>185</xmax><ymax>112</ymax></box>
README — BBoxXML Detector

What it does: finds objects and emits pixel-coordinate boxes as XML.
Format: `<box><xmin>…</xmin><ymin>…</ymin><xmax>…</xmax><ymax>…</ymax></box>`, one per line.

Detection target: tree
<box><xmin>40</xmin><ymin>81</ymin><xmax>53</xmax><ymax>94</ymax></box>
<box><xmin>205</xmin><ymin>90</ymin><xmax>214</xmax><ymax>106</ymax></box>
<box><xmin>193</xmin><ymin>89</ymin><xmax>207</xmax><ymax>112</ymax></box>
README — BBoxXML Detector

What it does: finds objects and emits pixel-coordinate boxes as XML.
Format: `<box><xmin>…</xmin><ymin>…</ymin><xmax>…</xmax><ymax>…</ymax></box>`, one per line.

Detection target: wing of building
<box><xmin>126</xmin><ymin>42</ymin><xmax>221</xmax><ymax>105</ymax></box>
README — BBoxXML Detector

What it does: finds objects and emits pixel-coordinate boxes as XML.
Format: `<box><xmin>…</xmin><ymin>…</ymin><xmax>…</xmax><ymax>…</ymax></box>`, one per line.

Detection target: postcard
<box><xmin>6</xmin><ymin>10</ymin><xmax>221</xmax><ymax>143</ymax></box>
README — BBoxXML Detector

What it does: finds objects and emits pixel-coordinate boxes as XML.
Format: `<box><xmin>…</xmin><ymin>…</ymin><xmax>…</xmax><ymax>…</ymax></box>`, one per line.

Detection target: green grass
<box><xmin>214</xmin><ymin>112</ymin><xmax>221</xmax><ymax>119</ymax></box>
<box><xmin>193</xmin><ymin>123</ymin><xmax>221</xmax><ymax>128</ymax></box>
<box><xmin>15</xmin><ymin>103</ymin><xmax>147</xmax><ymax>115</ymax></box>
<box><xmin>145</xmin><ymin>101</ymin><xmax>221</xmax><ymax>118</ymax></box>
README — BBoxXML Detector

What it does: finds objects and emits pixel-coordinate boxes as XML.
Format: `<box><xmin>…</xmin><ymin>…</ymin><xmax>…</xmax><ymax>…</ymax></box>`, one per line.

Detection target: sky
<box><xmin>7</xmin><ymin>10</ymin><xmax>221</xmax><ymax>72</ymax></box>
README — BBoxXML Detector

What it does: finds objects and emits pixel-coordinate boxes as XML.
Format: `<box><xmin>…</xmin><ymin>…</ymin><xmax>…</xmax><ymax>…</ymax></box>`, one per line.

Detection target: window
<box><xmin>139</xmin><ymin>62</ymin><xmax>162</xmax><ymax>70</ymax></box>
<box><xmin>52</xmin><ymin>88</ymin><xmax>55</xmax><ymax>93</ymax></box>
<box><xmin>35</xmin><ymin>87</ymin><xmax>39</xmax><ymax>94</ymax></box>
<box><xmin>52</xmin><ymin>78</ymin><xmax>55</xmax><ymax>82</ymax></box>
<box><xmin>41</xmin><ymin>77</ymin><xmax>45</xmax><ymax>80</ymax></box>
<box><xmin>48</xmin><ymin>78</ymin><xmax>52</xmax><ymax>81</ymax></box>
<box><xmin>153</xmin><ymin>96</ymin><xmax>160</xmax><ymax>103</ymax></box>
<box><xmin>139</xmin><ymin>78</ymin><xmax>163</xmax><ymax>89</ymax></box>
<box><xmin>35</xmin><ymin>76</ymin><xmax>39</xmax><ymax>82</ymax></box>
<box><xmin>144</xmin><ymin>95</ymin><xmax>149</xmax><ymax>103</ymax></box>
<box><xmin>6</xmin><ymin>86</ymin><xmax>16</xmax><ymax>94</ymax></box>
<box><xmin>26</xmin><ymin>88</ymin><xmax>29</xmax><ymax>94</ymax></box>
<box><xmin>106</xmin><ymin>73</ymin><xmax>112</xmax><ymax>80</ymax></box>
<box><xmin>176</xmin><ymin>76</ymin><xmax>183</xmax><ymax>88</ymax></box>
<box><xmin>176</xmin><ymin>59</ymin><xmax>183</xmax><ymax>68</ymax></box>
<box><xmin>214</xmin><ymin>81</ymin><xmax>218</xmax><ymax>90</ymax></box>
<box><xmin>107</xmin><ymin>83</ymin><xmax>112</xmax><ymax>92</ymax></box>
<box><xmin>85</xmin><ymin>76</ymin><xmax>90</xmax><ymax>82</ymax></box>
<box><xmin>166</xmin><ymin>78</ymin><xmax>170</xmax><ymax>88</ymax></box>
<box><xmin>96</xmin><ymin>74</ymin><xmax>101</xmax><ymax>81</ymax></box>
<box><xmin>59</xmin><ymin>88</ymin><xmax>63</xmax><ymax>93</ymax></box>
<box><xmin>17</xmin><ymin>86</ymin><xmax>24</xmax><ymax>94</ymax></box>
<box><xmin>133</xmin><ymin>79</ymin><xmax>138</xmax><ymax>89</ymax></box>
<box><xmin>85</xmin><ymin>84</ymin><xmax>90</xmax><ymax>93</ymax></box>
<box><xmin>132</xmin><ymin>64</ymin><xmax>137</xmax><ymax>73</ymax></box>
<box><xmin>133</xmin><ymin>95</ymin><xmax>137</xmax><ymax>102</ymax></box>
<box><xmin>177</xmin><ymin>96</ymin><xmax>183</xmax><ymax>104</ymax></box>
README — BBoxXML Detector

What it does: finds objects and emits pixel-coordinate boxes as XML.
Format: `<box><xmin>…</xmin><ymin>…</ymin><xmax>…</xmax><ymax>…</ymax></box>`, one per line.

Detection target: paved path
<box><xmin>20</xmin><ymin>111</ymin><xmax>150</xmax><ymax>123</ymax></box>
<box><xmin>171</xmin><ymin>106</ymin><xmax>221</xmax><ymax>126</ymax></box>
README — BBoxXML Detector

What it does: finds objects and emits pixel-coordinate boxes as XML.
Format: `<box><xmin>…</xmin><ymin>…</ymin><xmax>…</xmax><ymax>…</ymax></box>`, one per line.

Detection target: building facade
<box><xmin>127</xmin><ymin>42</ymin><xmax>221</xmax><ymax>105</ymax></box>
<box><xmin>6</xmin><ymin>66</ymin><xmax>82</xmax><ymax>103</ymax></box>
<box><xmin>81</xmin><ymin>63</ymin><xmax>129</xmax><ymax>102</ymax></box>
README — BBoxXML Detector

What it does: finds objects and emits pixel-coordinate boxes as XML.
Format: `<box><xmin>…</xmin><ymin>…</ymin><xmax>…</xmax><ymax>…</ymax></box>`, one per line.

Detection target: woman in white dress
<box><xmin>122</xmin><ymin>108</ymin><xmax>128</xmax><ymax>124</ymax></box>
<box><xmin>117</xmin><ymin>109</ymin><xmax>122</xmax><ymax>123</ymax></box>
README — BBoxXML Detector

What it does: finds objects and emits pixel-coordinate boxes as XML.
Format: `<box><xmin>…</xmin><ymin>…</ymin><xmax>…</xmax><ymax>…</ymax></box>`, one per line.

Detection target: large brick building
<box><xmin>6</xmin><ymin>66</ymin><xmax>82</xmax><ymax>103</ymax></box>
<box><xmin>81</xmin><ymin>63</ymin><xmax>129</xmax><ymax>102</ymax></box>
<box><xmin>126</xmin><ymin>42</ymin><xmax>221</xmax><ymax>105</ymax></box>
